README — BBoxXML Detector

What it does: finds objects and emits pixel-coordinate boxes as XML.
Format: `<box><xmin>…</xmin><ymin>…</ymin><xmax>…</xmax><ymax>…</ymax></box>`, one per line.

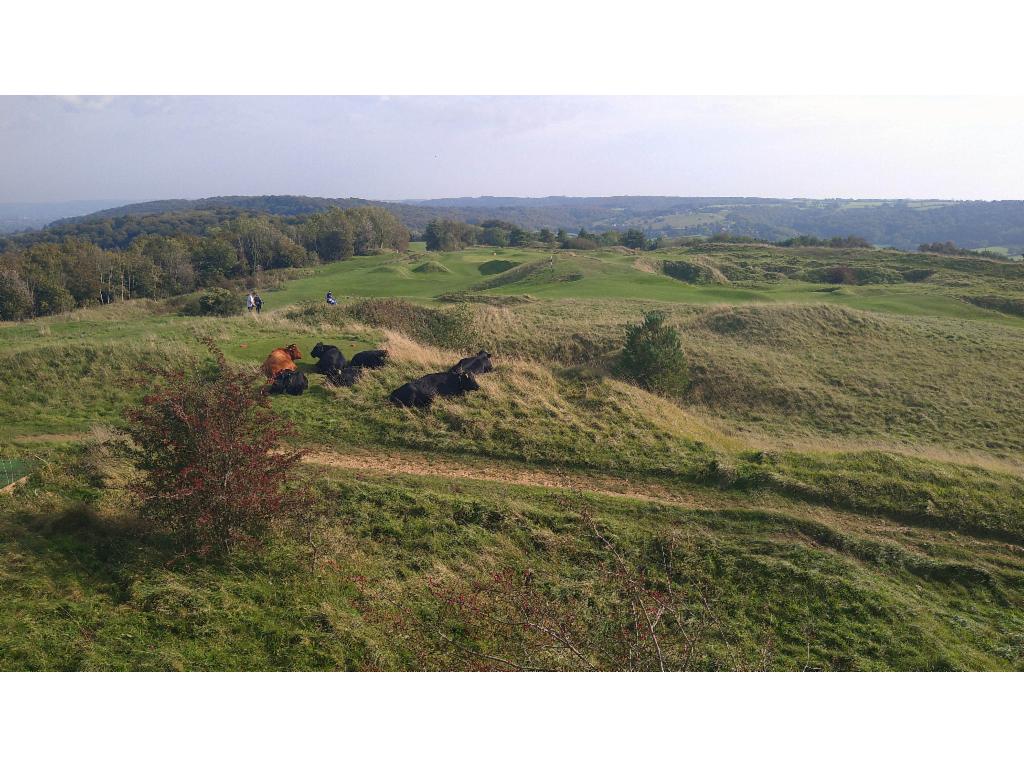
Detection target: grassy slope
<box><xmin>460</xmin><ymin>298</ymin><xmax>1024</xmax><ymax>458</ymax></box>
<box><xmin>2</xmin><ymin>242</ymin><xmax>1024</xmax><ymax>670</ymax></box>
<box><xmin>4</xmin><ymin>458</ymin><xmax>1023</xmax><ymax>671</ymax></box>
<box><xmin>246</xmin><ymin>245</ymin><xmax>1024</xmax><ymax>326</ymax></box>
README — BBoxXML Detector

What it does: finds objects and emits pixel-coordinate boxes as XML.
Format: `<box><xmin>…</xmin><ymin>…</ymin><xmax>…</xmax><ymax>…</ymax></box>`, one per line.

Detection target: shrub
<box><xmin>802</xmin><ymin>264</ymin><xmax>901</xmax><ymax>285</ymax></box>
<box><xmin>481</xmin><ymin>226</ymin><xmax>510</xmax><ymax>247</ymax></box>
<box><xmin>559</xmin><ymin>236</ymin><xmax>599</xmax><ymax>251</ymax></box>
<box><xmin>919</xmin><ymin>241</ymin><xmax>974</xmax><ymax>256</ymax></box>
<box><xmin>818</xmin><ymin>265</ymin><xmax>859</xmax><ymax>285</ymax></box>
<box><xmin>779</xmin><ymin>235</ymin><xmax>872</xmax><ymax>248</ymax></box>
<box><xmin>32</xmin><ymin>281</ymin><xmax>75</xmax><ymax>315</ymax></box>
<box><xmin>616</xmin><ymin>310</ymin><xmax>689</xmax><ymax>395</ymax></box>
<box><xmin>424</xmin><ymin>219</ymin><xmax>479</xmax><ymax>251</ymax></box>
<box><xmin>0</xmin><ymin>269</ymin><xmax>33</xmax><ymax>321</ymax></box>
<box><xmin>662</xmin><ymin>259</ymin><xmax>727</xmax><ymax>285</ymax></box>
<box><xmin>901</xmin><ymin>268</ymin><xmax>935</xmax><ymax>283</ymax></box>
<box><xmin>344</xmin><ymin>298</ymin><xmax>476</xmax><ymax>349</ymax></box>
<box><xmin>179</xmin><ymin>288</ymin><xmax>241</xmax><ymax>316</ymax></box>
<box><xmin>621</xmin><ymin>229</ymin><xmax>647</xmax><ymax>250</ymax></box>
<box><xmin>964</xmin><ymin>295</ymin><xmax>1024</xmax><ymax>318</ymax></box>
<box><xmin>122</xmin><ymin>340</ymin><xmax>304</xmax><ymax>556</ymax></box>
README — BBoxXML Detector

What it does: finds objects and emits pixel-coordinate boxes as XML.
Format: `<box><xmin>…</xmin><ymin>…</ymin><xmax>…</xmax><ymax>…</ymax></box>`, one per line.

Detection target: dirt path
<box><xmin>7</xmin><ymin>432</ymin><xmax>90</xmax><ymax>443</ymax></box>
<box><xmin>0</xmin><ymin>476</ymin><xmax>28</xmax><ymax>495</ymax></box>
<box><xmin>7</xmin><ymin>432</ymin><xmax>714</xmax><ymax>508</ymax></box>
<box><xmin>302</xmin><ymin>448</ymin><xmax>724</xmax><ymax>509</ymax></box>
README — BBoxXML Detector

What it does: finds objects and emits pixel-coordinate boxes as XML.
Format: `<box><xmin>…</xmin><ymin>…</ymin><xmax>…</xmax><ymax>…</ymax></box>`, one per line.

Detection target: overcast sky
<box><xmin>1</xmin><ymin>96</ymin><xmax>1022</xmax><ymax>204</ymax></box>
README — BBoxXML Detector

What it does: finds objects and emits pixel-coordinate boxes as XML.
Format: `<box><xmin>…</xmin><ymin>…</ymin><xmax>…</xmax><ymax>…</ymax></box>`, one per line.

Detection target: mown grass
<box><xmin>190</xmin><ymin>243</ymin><xmax>1024</xmax><ymax>327</ymax></box>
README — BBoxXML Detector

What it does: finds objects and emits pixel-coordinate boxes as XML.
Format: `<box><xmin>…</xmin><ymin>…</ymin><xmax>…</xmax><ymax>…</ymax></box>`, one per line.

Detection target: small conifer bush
<box><xmin>616</xmin><ymin>310</ymin><xmax>689</xmax><ymax>396</ymax></box>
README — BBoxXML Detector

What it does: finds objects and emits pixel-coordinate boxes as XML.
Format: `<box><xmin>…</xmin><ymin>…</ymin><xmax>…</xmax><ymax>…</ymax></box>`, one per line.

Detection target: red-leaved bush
<box><xmin>123</xmin><ymin>338</ymin><xmax>304</xmax><ymax>556</ymax></box>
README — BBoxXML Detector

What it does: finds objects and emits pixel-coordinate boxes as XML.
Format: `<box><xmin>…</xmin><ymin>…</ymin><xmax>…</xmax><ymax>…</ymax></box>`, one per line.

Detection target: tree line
<box><xmin>917</xmin><ymin>241</ymin><xmax>985</xmax><ymax>257</ymax></box>
<box><xmin>423</xmin><ymin>218</ymin><xmax>881</xmax><ymax>253</ymax></box>
<box><xmin>0</xmin><ymin>206</ymin><xmax>408</xmax><ymax>320</ymax></box>
<box><xmin>424</xmin><ymin>219</ymin><xmax>662</xmax><ymax>252</ymax></box>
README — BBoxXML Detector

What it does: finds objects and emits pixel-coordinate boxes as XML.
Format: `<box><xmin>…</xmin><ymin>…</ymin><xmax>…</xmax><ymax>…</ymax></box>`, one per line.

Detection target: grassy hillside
<box><xmin>2</xmin><ymin>242</ymin><xmax>1024</xmax><ymax>670</ymax></box>
<box><xmin>254</xmin><ymin>244</ymin><xmax>1024</xmax><ymax>326</ymax></box>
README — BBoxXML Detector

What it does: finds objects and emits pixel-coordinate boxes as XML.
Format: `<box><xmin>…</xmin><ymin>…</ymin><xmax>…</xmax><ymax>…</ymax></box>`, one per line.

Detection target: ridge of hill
<box><xmin>0</xmin><ymin>199</ymin><xmax>137</xmax><ymax>233</ymax></box>
<box><xmin>26</xmin><ymin>195</ymin><xmax>1024</xmax><ymax>253</ymax></box>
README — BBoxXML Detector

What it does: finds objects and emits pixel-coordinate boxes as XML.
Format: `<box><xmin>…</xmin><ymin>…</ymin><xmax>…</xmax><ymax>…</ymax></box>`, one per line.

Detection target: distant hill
<box><xmin>0</xmin><ymin>199</ymin><xmax>135</xmax><ymax>233</ymax></box>
<box><xmin>8</xmin><ymin>195</ymin><xmax>1024</xmax><ymax>253</ymax></box>
<box><xmin>68</xmin><ymin>195</ymin><xmax>372</xmax><ymax>219</ymax></box>
<box><xmin>45</xmin><ymin>195</ymin><xmax>458</xmax><ymax>242</ymax></box>
<box><xmin>406</xmin><ymin>195</ymin><xmax>764</xmax><ymax>211</ymax></box>
<box><xmin>406</xmin><ymin>196</ymin><xmax>1024</xmax><ymax>252</ymax></box>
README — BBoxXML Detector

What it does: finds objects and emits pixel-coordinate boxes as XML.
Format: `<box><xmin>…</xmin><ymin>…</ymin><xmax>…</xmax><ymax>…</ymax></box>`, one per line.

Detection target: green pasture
<box><xmin>243</xmin><ymin>244</ymin><xmax>1024</xmax><ymax>327</ymax></box>
<box><xmin>3</xmin><ymin>239</ymin><xmax>1024</xmax><ymax>670</ymax></box>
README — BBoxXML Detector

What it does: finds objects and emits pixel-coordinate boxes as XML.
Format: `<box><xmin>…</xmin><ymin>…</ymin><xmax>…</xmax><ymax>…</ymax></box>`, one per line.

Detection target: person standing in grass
<box><xmin>254</xmin><ymin>293</ymin><xmax>263</xmax><ymax>314</ymax></box>
<box><xmin>247</xmin><ymin>292</ymin><xmax>255</xmax><ymax>313</ymax></box>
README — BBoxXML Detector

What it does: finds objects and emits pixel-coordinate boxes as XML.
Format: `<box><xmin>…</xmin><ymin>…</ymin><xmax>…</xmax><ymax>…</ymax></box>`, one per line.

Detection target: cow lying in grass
<box><xmin>326</xmin><ymin>366</ymin><xmax>363</xmax><ymax>387</ymax></box>
<box><xmin>350</xmin><ymin>349</ymin><xmax>388</xmax><ymax>368</ymax></box>
<box><xmin>268</xmin><ymin>368</ymin><xmax>308</xmax><ymax>396</ymax></box>
<box><xmin>315</xmin><ymin>343</ymin><xmax>389</xmax><ymax>387</ymax></box>
<box><xmin>262</xmin><ymin>344</ymin><xmax>302</xmax><ymax>378</ymax></box>
<box><xmin>311</xmin><ymin>342</ymin><xmax>346</xmax><ymax>374</ymax></box>
<box><xmin>389</xmin><ymin>371</ymin><xmax>479</xmax><ymax>408</ymax></box>
<box><xmin>451</xmin><ymin>350</ymin><xmax>493</xmax><ymax>375</ymax></box>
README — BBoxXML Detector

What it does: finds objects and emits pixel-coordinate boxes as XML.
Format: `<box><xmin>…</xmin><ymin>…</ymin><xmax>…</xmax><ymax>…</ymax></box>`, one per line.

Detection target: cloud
<box><xmin>54</xmin><ymin>95</ymin><xmax>118</xmax><ymax>112</ymax></box>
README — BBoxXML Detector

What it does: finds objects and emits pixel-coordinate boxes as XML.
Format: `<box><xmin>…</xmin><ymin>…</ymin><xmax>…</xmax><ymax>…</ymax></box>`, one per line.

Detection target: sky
<box><xmin>1</xmin><ymin>96</ymin><xmax>1022</xmax><ymax>204</ymax></box>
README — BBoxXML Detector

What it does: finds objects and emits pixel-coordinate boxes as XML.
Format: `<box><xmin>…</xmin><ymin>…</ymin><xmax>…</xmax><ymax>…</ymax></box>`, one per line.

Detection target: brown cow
<box><xmin>262</xmin><ymin>344</ymin><xmax>302</xmax><ymax>378</ymax></box>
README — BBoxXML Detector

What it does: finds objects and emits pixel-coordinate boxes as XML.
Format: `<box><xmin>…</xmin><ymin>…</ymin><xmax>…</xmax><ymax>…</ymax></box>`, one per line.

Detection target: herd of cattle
<box><xmin>260</xmin><ymin>343</ymin><xmax>493</xmax><ymax>407</ymax></box>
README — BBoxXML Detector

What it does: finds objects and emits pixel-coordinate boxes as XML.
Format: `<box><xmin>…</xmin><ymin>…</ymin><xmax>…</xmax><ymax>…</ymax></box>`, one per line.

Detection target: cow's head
<box><xmin>311</xmin><ymin>342</ymin><xmax>325</xmax><ymax>358</ymax></box>
<box><xmin>477</xmin><ymin>350</ymin><xmax>491</xmax><ymax>358</ymax></box>
<box><xmin>285</xmin><ymin>344</ymin><xmax>302</xmax><ymax>360</ymax></box>
<box><xmin>459</xmin><ymin>372</ymin><xmax>480</xmax><ymax>392</ymax></box>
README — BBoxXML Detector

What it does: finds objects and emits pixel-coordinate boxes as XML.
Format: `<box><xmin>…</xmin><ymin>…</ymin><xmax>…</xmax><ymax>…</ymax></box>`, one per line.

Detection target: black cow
<box><xmin>451</xmin><ymin>350</ymin><xmax>493</xmax><ymax>375</ymax></box>
<box><xmin>325</xmin><ymin>366</ymin><xmax>364</xmax><ymax>387</ymax></box>
<box><xmin>388</xmin><ymin>371</ymin><xmax>480</xmax><ymax>408</ymax></box>
<box><xmin>349</xmin><ymin>349</ymin><xmax>389</xmax><ymax>369</ymax></box>
<box><xmin>268</xmin><ymin>369</ymin><xmax>308</xmax><ymax>396</ymax></box>
<box><xmin>311</xmin><ymin>342</ymin><xmax>346</xmax><ymax>374</ymax></box>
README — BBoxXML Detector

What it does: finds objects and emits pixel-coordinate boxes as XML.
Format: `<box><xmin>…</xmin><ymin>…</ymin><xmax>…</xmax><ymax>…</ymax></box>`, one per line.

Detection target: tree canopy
<box><xmin>0</xmin><ymin>206</ymin><xmax>410</xmax><ymax>319</ymax></box>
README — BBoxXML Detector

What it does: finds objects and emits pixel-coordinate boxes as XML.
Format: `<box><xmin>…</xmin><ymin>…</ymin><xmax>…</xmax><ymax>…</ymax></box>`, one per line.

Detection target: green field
<box><xmin>3</xmin><ymin>241</ymin><xmax>1024</xmax><ymax>670</ymax></box>
<box><xmin>247</xmin><ymin>245</ymin><xmax>1024</xmax><ymax>328</ymax></box>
